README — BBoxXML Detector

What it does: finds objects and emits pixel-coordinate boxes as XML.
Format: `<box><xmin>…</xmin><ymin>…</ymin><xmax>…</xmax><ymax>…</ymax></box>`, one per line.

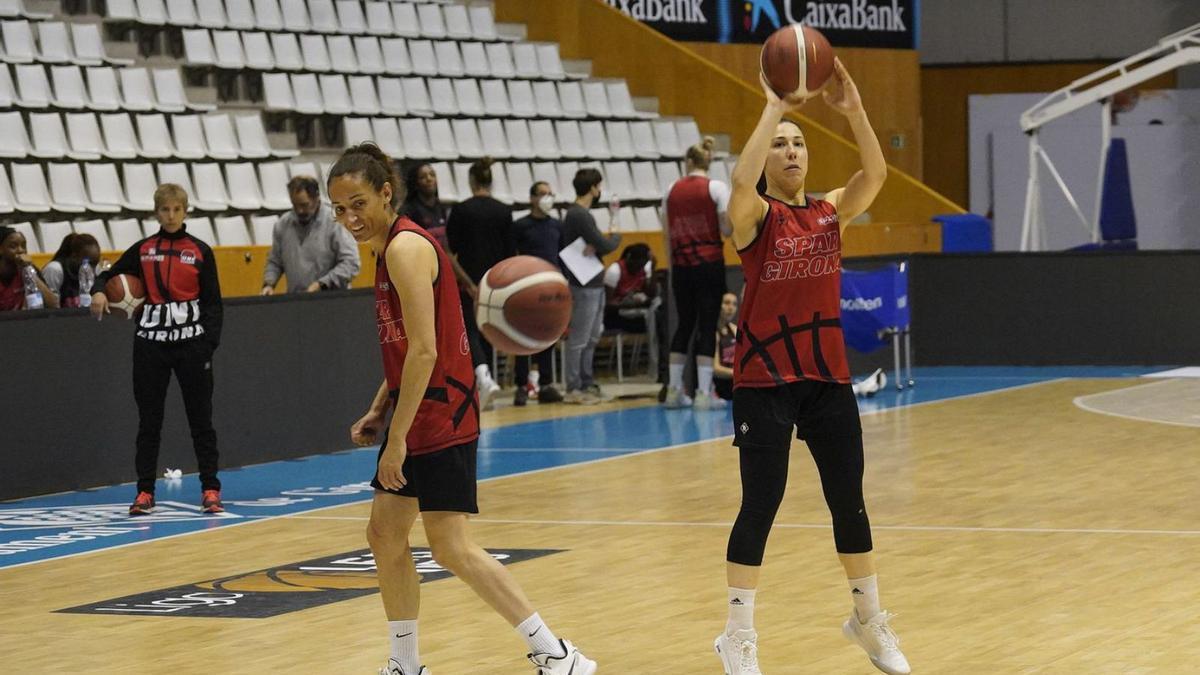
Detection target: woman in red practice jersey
<box><xmin>712</xmin><ymin>60</ymin><xmax>910</xmax><ymax>675</ymax></box>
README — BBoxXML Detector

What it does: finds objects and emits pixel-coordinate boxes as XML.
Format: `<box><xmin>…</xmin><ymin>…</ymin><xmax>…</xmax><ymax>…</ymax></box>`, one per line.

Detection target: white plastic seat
<box><xmin>468</xmin><ymin>5</ymin><xmax>497</xmax><ymax>41</ymax></box>
<box><xmin>170</xmin><ymin>114</ymin><xmax>207</xmax><ymax>159</ymax></box>
<box><xmin>328</xmin><ymin>35</ymin><xmax>358</xmax><ymax>73</ymax></box>
<box><xmin>100</xmin><ymin>113</ymin><xmax>139</xmax><ymax>159</ymax></box>
<box><xmin>85</xmin><ymin>67</ymin><xmax>121</xmax><ymax>111</ymax></box>
<box><xmin>121</xmin><ymin>163</ymin><xmax>157</xmax><ymax>210</ymax></box>
<box><xmin>489</xmin><ymin>162</ymin><xmax>512</xmax><ymax>203</ymax></box>
<box><xmin>155</xmin><ymin>162</ymin><xmax>199</xmax><ymax>204</ymax></box>
<box><xmin>0</xmin><ymin>110</ymin><xmax>29</xmax><ymax>157</ymax></box>
<box><xmin>377</xmin><ymin>76</ymin><xmax>406</xmax><ymax>115</ymax></box>
<box><xmin>536</xmin><ymin>44</ymin><xmax>566</xmax><ymax>80</ymax></box>
<box><xmin>485</xmin><ymin>42</ymin><xmax>514</xmax><ymax>79</ymax></box>
<box><xmin>532</xmin><ymin>81</ymin><xmax>562</xmax><ymax>118</ymax></box>
<box><xmin>261</xmin><ymin>72</ymin><xmax>294</xmax><ymax>111</ymax></box>
<box><xmin>182</xmin><ymin>28</ymin><xmax>215</xmax><ymax>66</ymax></box>
<box><xmin>460</xmin><ymin>41</ymin><xmax>489</xmax><ymax>78</ymax></box>
<box><xmin>583</xmin><ymin>80</ymin><xmax>612</xmax><ymax>118</ymax></box>
<box><xmin>73</xmin><ymin>24</ymin><xmax>132</xmax><ymax>67</ymax></box>
<box><xmin>251</xmin><ymin>0</ymin><xmax>283</xmax><ymax>32</ymax></box>
<box><xmin>407</xmin><ymin>39</ymin><xmax>436</xmax><ymax>76</ymax></box>
<box><xmin>347</xmin><ymin>76</ymin><xmax>379</xmax><ymax>116</ymax></box>
<box><xmin>557</xmin><ymin>80</ymin><xmax>586</xmax><ymax>119</ymax></box>
<box><xmin>553</xmin><ymin>161</ymin><xmax>578</xmax><ymax>202</ymax></box>
<box><xmin>188</xmin><ymin>163</ymin><xmax>230</xmax><ymax>211</ymax></box>
<box><xmin>504</xmin><ymin>119</ymin><xmax>533</xmax><ymax>160</ymax></box>
<box><xmin>708</xmin><ymin>156</ymin><xmax>730</xmax><ymax>185</ymax></box>
<box><xmin>30</xmin><ymin>112</ymin><xmax>89</xmax><ymax>160</ymax></box>
<box><xmin>335</xmin><ymin>0</ymin><xmax>366</xmax><ymax>35</ymax></box>
<box><xmin>66</xmin><ymin>113</ymin><xmax>106</xmax><ymax>159</ymax></box>
<box><xmin>140</xmin><ymin>218</ymin><xmax>159</xmax><ymax>235</ymax></box>
<box><xmin>507</xmin><ymin>79</ymin><xmax>535</xmax><ymax>118</ymax></box>
<box><xmin>14</xmin><ymin>63</ymin><xmax>51</xmax><ymax>107</ymax></box>
<box><xmin>429</xmin><ymin>160</ymin><xmax>455</xmax><ymax>201</ymax></box>
<box><xmin>655</xmin><ymin>161</ymin><xmax>682</xmax><ymax>197</ymax></box>
<box><xmin>554</xmin><ymin>121</ymin><xmax>583</xmax><ymax>158</ymax></box>
<box><xmin>237</xmin><ymin>114</ymin><xmax>294</xmax><ymax>159</ymax></box>
<box><xmin>364</xmin><ymin>2</ymin><xmax>392</xmax><ymax>37</ymax></box>
<box><xmin>50</xmin><ymin>65</ymin><xmax>88</xmax><ymax>109</ymax></box>
<box><xmin>530</xmin><ymin>120</ymin><xmax>560</xmax><ymax>160</ymax></box>
<box><xmin>279</xmin><ymin>0</ymin><xmax>308</xmax><ymax>32</ymax></box>
<box><xmin>635</xmin><ymin>206</ymin><xmax>662</xmax><ymax>232</ymax></box>
<box><xmin>224</xmin><ymin>163</ymin><xmax>263</xmax><ymax>210</ymax></box>
<box><xmin>200</xmin><ymin>113</ymin><xmax>238</xmax><ymax>159</ymax></box>
<box><xmin>109</xmin><ymin>217</ymin><xmax>144</xmax><ymax>249</ymax></box>
<box><xmin>250</xmin><ymin>214</ymin><xmax>279</xmax><ymax>244</ymax></box>
<box><xmin>307</xmin><ymin>0</ymin><xmax>338</xmax><ymax>34</ymax></box>
<box><xmin>257</xmin><ymin>162</ymin><xmax>291</xmax><ymax>210</ymax></box>
<box><xmin>506</xmin><ymin>162</ymin><xmax>533</xmax><ymax>201</ymax></box>
<box><xmin>606</xmin><ymin>122</ymin><xmax>633</xmax><ymax>159</ymax></box>
<box><xmin>2</xmin><ymin>19</ymin><xmax>36</xmax><ymax>63</ymax></box>
<box><xmin>119</xmin><ymin>68</ymin><xmax>158</xmax><ymax>112</ymax></box>
<box><xmin>606</xmin><ymin>80</ymin><xmax>644</xmax><ymax>118</ymax></box>
<box><xmin>194</xmin><ymin>0</ymin><xmax>226</xmax><ymax>28</ymax></box>
<box><xmin>213</xmin><ymin>215</ymin><xmax>250</xmax><ymax>245</ymax></box>
<box><xmin>653</xmin><ymin>119</ymin><xmax>683</xmax><ymax>157</ymax></box>
<box><xmin>676</xmin><ymin>118</ymin><xmax>702</xmax><ymax>151</ymax></box>
<box><xmin>319</xmin><ymin>74</ymin><xmax>352</xmax><ymax>115</ymax></box>
<box><xmin>400</xmin><ymin>76</ymin><xmax>431</xmax><ymax>116</ymax></box>
<box><xmin>36</xmin><ymin>21</ymin><xmax>74</xmax><ymax>64</ymax></box>
<box><xmin>434</xmin><ymin>40</ymin><xmax>463</xmax><ymax>77</ymax></box>
<box><xmin>391</xmin><ymin>2</ymin><xmax>419</xmax><ymax>38</ymax></box>
<box><xmin>370</xmin><ymin>117</ymin><xmax>404</xmax><ymax>158</ymax></box>
<box><xmin>354</xmin><ymin>36</ymin><xmax>384</xmax><ymax>74</ymax></box>
<box><xmin>0</xmin><ymin>167</ymin><xmax>15</xmax><ymax>215</ymax></box>
<box><xmin>629</xmin><ymin>161</ymin><xmax>660</xmax><ymax>200</ymax></box>
<box><xmin>300</xmin><ymin>34</ymin><xmax>331</xmax><ymax>72</ymax></box>
<box><xmin>453</xmin><ymin>78</ymin><xmax>483</xmax><ymax>117</ymax></box>
<box><xmin>270</xmin><ymin>32</ymin><xmax>302</xmax><ymax>71</ymax></box>
<box><xmin>580</xmin><ymin>121</ymin><xmax>611</xmax><ymax>160</ymax></box>
<box><xmin>451</xmin><ymin>162</ymin><xmax>470</xmax><ymax>200</ymax></box>
<box><xmin>442</xmin><ymin>4</ymin><xmax>471</xmax><ymax>40</ymax></box>
<box><xmin>137</xmin><ymin>0</ymin><xmax>169</xmax><ymax>26</ymax></box>
<box><xmin>154</xmin><ymin>67</ymin><xmax>213</xmax><ymax>112</ymax></box>
<box><xmin>166</xmin><ymin>0</ymin><xmax>198</xmax><ymax>27</ymax></box>
<box><xmin>48</xmin><ymin>163</ymin><xmax>89</xmax><ymax>213</ymax></box>
<box><xmin>451</xmin><ymin>118</ymin><xmax>481</xmax><ymax>158</ymax></box>
<box><xmin>630</xmin><ymin>121</ymin><xmax>660</xmax><ymax>159</ymax></box>
<box><xmin>380</xmin><ymin>38</ymin><xmax>411</xmax><ymax>75</ymax></box>
<box><xmin>37</xmin><ymin>222</ymin><xmax>73</xmax><ymax>251</ymax></box>
<box><xmin>290</xmin><ymin>74</ymin><xmax>323</xmax><ymax>115</ymax></box>
<box><xmin>241</xmin><ymin>31</ymin><xmax>274</xmax><ymax>71</ymax></box>
<box><xmin>222</xmin><ymin>0</ymin><xmax>254</xmax><ymax>29</ymax></box>
<box><xmin>185</xmin><ymin>216</ymin><xmax>217</xmax><ymax>244</ymax></box>
<box><xmin>343</xmin><ymin>116</ymin><xmax>372</xmax><ymax>146</ymax></box>
<box><xmin>415</xmin><ymin>3</ymin><xmax>445</xmax><ymax>39</ymax></box>
<box><xmin>512</xmin><ymin>42</ymin><xmax>539</xmax><ymax>79</ymax></box>
<box><xmin>427</xmin><ymin>77</ymin><xmax>457</xmax><ymax>116</ymax></box>
<box><xmin>0</xmin><ymin>0</ymin><xmax>51</xmax><ymax>20</ymax></box>
<box><xmin>75</xmin><ymin>218</ymin><xmax>115</xmax><ymax>246</ymax></box>
<box><xmin>479</xmin><ymin>79</ymin><xmax>509</xmax><ymax>117</ymax></box>
<box><xmin>134</xmin><ymin>113</ymin><xmax>175</xmax><ymax>159</ymax></box>
<box><xmin>603</xmin><ymin>161</ymin><xmax>634</xmax><ymax>200</ymax></box>
<box><xmin>478</xmin><ymin>117</ymin><xmax>509</xmax><ymax>159</ymax></box>
<box><xmin>398</xmin><ymin>118</ymin><xmax>431</xmax><ymax>158</ymax></box>
<box><xmin>427</xmin><ymin>118</ymin><xmax>456</xmax><ymax>160</ymax></box>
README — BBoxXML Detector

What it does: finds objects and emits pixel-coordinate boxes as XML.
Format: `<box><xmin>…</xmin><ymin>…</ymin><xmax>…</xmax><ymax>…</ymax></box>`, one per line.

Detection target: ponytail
<box><xmin>328</xmin><ymin>142</ymin><xmax>404</xmax><ymax>206</ymax></box>
<box><xmin>469</xmin><ymin>156</ymin><xmax>495</xmax><ymax>189</ymax></box>
<box><xmin>686</xmin><ymin>135</ymin><xmax>716</xmax><ymax>170</ymax></box>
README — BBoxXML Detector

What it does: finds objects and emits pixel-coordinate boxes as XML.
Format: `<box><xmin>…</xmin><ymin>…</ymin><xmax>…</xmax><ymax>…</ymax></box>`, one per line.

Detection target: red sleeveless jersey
<box><xmin>734</xmin><ymin>196</ymin><xmax>850</xmax><ymax>388</ymax></box>
<box><xmin>667</xmin><ymin>175</ymin><xmax>724</xmax><ymax>267</ymax></box>
<box><xmin>376</xmin><ymin>217</ymin><xmax>480</xmax><ymax>455</ymax></box>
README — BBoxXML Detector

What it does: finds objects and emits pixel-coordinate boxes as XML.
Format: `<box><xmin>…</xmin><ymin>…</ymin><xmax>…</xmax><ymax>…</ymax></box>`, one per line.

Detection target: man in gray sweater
<box><xmin>261</xmin><ymin>176</ymin><xmax>360</xmax><ymax>294</ymax></box>
<box><xmin>559</xmin><ymin>168</ymin><xmax>621</xmax><ymax>404</ymax></box>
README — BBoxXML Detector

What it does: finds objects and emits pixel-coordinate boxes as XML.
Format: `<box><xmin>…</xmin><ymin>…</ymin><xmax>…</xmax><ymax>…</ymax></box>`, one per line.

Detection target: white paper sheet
<box><xmin>558</xmin><ymin>236</ymin><xmax>604</xmax><ymax>285</ymax></box>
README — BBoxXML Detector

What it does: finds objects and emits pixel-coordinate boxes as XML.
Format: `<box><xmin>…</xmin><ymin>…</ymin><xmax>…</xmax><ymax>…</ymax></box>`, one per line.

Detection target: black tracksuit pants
<box><xmin>133</xmin><ymin>338</ymin><xmax>220</xmax><ymax>494</ymax></box>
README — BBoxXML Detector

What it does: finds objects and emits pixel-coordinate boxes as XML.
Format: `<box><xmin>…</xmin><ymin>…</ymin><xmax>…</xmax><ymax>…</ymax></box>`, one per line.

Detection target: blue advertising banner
<box><xmin>607</xmin><ymin>0</ymin><xmax>918</xmax><ymax>49</ymax></box>
<box><xmin>840</xmin><ymin>263</ymin><xmax>909</xmax><ymax>353</ymax></box>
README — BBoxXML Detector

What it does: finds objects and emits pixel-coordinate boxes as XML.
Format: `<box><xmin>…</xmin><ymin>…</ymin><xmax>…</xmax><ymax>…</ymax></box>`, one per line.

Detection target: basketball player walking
<box><xmin>713</xmin><ymin>60</ymin><xmax>910</xmax><ymax>674</ymax></box>
<box><xmin>326</xmin><ymin>144</ymin><xmax>595</xmax><ymax>675</ymax></box>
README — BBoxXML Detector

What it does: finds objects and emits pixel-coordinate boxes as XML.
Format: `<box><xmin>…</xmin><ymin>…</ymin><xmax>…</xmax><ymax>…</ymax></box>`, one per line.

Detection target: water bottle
<box><xmin>608</xmin><ymin>193</ymin><xmax>621</xmax><ymax>230</ymax></box>
<box><xmin>22</xmin><ymin>265</ymin><xmax>44</xmax><ymax>310</ymax></box>
<box><xmin>78</xmin><ymin>259</ymin><xmax>95</xmax><ymax>308</ymax></box>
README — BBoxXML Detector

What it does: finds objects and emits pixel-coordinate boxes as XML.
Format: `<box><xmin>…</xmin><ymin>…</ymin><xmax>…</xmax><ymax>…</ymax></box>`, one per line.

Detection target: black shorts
<box><xmin>732</xmin><ymin>380</ymin><xmax>861</xmax><ymax>448</ymax></box>
<box><xmin>371</xmin><ymin>430</ymin><xmax>480</xmax><ymax>513</ymax></box>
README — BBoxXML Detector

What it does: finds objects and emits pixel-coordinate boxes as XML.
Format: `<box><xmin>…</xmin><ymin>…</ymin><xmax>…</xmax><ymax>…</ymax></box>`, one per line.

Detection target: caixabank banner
<box><xmin>607</xmin><ymin>0</ymin><xmax>918</xmax><ymax>49</ymax></box>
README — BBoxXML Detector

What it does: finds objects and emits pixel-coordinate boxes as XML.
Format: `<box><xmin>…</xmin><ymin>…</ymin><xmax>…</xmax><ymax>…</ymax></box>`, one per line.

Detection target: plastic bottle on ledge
<box><xmin>22</xmin><ymin>265</ymin><xmax>44</xmax><ymax>310</ymax></box>
<box><xmin>78</xmin><ymin>259</ymin><xmax>95</xmax><ymax>308</ymax></box>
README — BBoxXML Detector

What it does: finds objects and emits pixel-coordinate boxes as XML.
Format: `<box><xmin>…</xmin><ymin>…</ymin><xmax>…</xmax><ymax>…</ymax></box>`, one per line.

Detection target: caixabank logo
<box><xmin>58</xmin><ymin>547</ymin><xmax>561</xmax><ymax>618</ymax></box>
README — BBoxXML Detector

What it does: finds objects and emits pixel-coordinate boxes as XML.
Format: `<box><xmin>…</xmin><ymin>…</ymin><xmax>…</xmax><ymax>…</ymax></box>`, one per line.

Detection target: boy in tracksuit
<box><xmin>90</xmin><ymin>184</ymin><xmax>225</xmax><ymax>516</ymax></box>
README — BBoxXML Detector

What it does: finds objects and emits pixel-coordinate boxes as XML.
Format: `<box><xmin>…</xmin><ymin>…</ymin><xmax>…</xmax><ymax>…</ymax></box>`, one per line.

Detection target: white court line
<box><xmin>260</xmin><ymin>515</ymin><xmax>1200</xmax><ymax>537</ymax></box>
<box><xmin>1073</xmin><ymin>379</ymin><xmax>1200</xmax><ymax>429</ymax></box>
<box><xmin>0</xmin><ymin>377</ymin><xmax>1072</xmax><ymax>571</ymax></box>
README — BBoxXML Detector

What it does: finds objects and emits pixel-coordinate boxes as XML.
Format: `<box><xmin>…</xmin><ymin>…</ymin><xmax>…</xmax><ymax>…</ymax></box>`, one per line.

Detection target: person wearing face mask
<box><xmin>43</xmin><ymin>233</ymin><xmax>103</xmax><ymax>308</ymax></box>
<box><xmin>261</xmin><ymin>175</ymin><xmax>361</xmax><ymax>295</ymax></box>
<box><xmin>508</xmin><ymin>181</ymin><xmax>566</xmax><ymax>406</ymax></box>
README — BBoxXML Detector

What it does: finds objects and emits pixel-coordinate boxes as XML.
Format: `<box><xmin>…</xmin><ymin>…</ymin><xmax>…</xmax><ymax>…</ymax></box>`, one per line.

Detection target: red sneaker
<box><xmin>129</xmin><ymin>491</ymin><xmax>155</xmax><ymax>516</ymax></box>
<box><xmin>201</xmin><ymin>489</ymin><xmax>224</xmax><ymax>514</ymax></box>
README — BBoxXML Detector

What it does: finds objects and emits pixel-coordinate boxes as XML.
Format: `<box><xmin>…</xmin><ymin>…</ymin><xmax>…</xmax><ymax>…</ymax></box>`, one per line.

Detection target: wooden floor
<box><xmin>6</xmin><ymin>377</ymin><xmax>1200</xmax><ymax>674</ymax></box>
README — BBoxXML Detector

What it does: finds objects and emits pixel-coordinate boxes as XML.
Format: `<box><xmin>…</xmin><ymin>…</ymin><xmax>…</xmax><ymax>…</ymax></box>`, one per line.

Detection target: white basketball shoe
<box><xmin>714</xmin><ymin>629</ymin><xmax>762</xmax><ymax>674</ymax></box>
<box><xmin>527</xmin><ymin>639</ymin><xmax>596</xmax><ymax>675</ymax></box>
<box><xmin>378</xmin><ymin>659</ymin><xmax>428</xmax><ymax>675</ymax></box>
<box><xmin>842</xmin><ymin>608</ymin><xmax>910</xmax><ymax>674</ymax></box>
<box><xmin>478</xmin><ymin>375</ymin><xmax>501</xmax><ymax>411</ymax></box>
<box><xmin>662</xmin><ymin>386</ymin><xmax>693</xmax><ymax>409</ymax></box>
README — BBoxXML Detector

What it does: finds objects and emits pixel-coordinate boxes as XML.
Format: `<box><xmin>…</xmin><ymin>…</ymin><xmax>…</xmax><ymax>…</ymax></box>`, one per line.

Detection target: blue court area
<box><xmin>0</xmin><ymin>365</ymin><xmax>1163</xmax><ymax>568</ymax></box>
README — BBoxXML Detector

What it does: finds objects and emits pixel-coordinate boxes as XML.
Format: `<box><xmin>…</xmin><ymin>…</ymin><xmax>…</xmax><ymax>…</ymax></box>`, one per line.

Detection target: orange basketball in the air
<box><xmin>760</xmin><ymin>24</ymin><xmax>835</xmax><ymax>99</ymax></box>
<box><xmin>104</xmin><ymin>274</ymin><xmax>145</xmax><ymax>320</ymax></box>
<box><xmin>475</xmin><ymin>256</ymin><xmax>572</xmax><ymax>355</ymax></box>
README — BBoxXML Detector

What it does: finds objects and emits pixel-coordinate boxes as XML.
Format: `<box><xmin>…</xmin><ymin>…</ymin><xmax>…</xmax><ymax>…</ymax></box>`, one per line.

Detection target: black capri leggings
<box><xmin>727</xmin><ymin>381</ymin><xmax>872</xmax><ymax>565</ymax></box>
<box><xmin>669</xmin><ymin>260</ymin><xmax>726</xmax><ymax>357</ymax></box>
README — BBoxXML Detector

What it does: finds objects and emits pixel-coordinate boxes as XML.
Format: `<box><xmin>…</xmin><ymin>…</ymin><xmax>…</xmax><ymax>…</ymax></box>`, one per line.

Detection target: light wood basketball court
<box><xmin>5</xmin><ymin>377</ymin><xmax>1198</xmax><ymax>673</ymax></box>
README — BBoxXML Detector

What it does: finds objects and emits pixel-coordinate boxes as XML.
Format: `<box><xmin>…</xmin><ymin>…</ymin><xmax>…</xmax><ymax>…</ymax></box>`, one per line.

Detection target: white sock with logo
<box><xmin>849</xmin><ymin>574</ymin><xmax>881</xmax><ymax>621</ymax></box>
<box><xmin>725</xmin><ymin>587</ymin><xmax>756</xmax><ymax>635</ymax></box>
<box><xmin>388</xmin><ymin>620</ymin><xmax>420</xmax><ymax>674</ymax></box>
<box><xmin>517</xmin><ymin>612</ymin><xmax>564</xmax><ymax>657</ymax></box>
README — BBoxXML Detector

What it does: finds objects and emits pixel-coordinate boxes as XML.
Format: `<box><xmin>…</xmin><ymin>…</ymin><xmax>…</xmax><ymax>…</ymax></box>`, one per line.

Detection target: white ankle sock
<box><xmin>528</xmin><ymin>369</ymin><xmax>540</xmax><ymax>388</ymax></box>
<box><xmin>517</xmin><ymin>612</ymin><xmax>563</xmax><ymax>657</ymax></box>
<box><xmin>388</xmin><ymin>620</ymin><xmax>420</xmax><ymax>674</ymax></box>
<box><xmin>697</xmin><ymin>363</ymin><xmax>714</xmax><ymax>395</ymax></box>
<box><xmin>475</xmin><ymin>364</ymin><xmax>492</xmax><ymax>384</ymax></box>
<box><xmin>849</xmin><ymin>574</ymin><xmax>881</xmax><ymax>620</ymax></box>
<box><xmin>725</xmin><ymin>587</ymin><xmax>756</xmax><ymax>635</ymax></box>
<box><xmin>668</xmin><ymin>361</ymin><xmax>685</xmax><ymax>389</ymax></box>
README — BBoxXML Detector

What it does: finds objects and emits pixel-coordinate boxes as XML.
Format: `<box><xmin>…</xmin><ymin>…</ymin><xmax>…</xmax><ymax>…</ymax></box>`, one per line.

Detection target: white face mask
<box><xmin>537</xmin><ymin>195</ymin><xmax>555</xmax><ymax>214</ymax></box>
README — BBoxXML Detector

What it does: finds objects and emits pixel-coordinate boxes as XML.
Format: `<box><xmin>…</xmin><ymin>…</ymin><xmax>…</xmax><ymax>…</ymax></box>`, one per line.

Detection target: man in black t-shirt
<box><xmin>508</xmin><ymin>181</ymin><xmax>565</xmax><ymax>406</ymax></box>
